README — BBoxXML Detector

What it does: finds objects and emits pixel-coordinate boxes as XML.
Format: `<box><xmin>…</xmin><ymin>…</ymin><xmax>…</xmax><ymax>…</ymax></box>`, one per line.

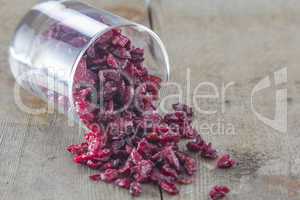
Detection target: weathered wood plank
<box><xmin>0</xmin><ymin>0</ymin><xmax>161</xmax><ymax>200</ymax></box>
<box><xmin>150</xmin><ymin>0</ymin><xmax>300</xmax><ymax>199</ymax></box>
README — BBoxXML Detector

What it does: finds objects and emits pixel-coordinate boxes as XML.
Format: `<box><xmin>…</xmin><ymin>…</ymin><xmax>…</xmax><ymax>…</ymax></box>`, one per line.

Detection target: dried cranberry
<box><xmin>67</xmin><ymin>143</ymin><xmax>88</xmax><ymax>155</ymax></box>
<box><xmin>133</xmin><ymin>160</ymin><xmax>154</xmax><ymax>182</ymax></box>
<box><xmin>149</xmin><ymin>169</ymin><xmax>175</xmax><ymax>184</ymax></box>
<box><xmin>86</xmin><ymin>160</ymin><xmax>102</xmax><ymax>169</ymax></box>
<box><xmin>105</xmin><ymin>54</ymin><xmax>118</xmax><ymax>69</ymax></box>
<box><xmin>115</xmin><ymin>178</ymin><xmax>131</xmax><ymax>189</ymax></box>
<box><xmin>136</xmin><ymin>138</ymin><xmax>155</xmax><ymax>156</ymax></box>
<box><xmin>200</xmin><ymin>143</ymin><xmax>218</xmax><ymax>159</ymax></box>
<box><xmin>65</xmin><ymin>27</ymin><xmax>231</xmax><ymax>197</ymax></box>
<box><xmin>89</xmin><ymin>174</ymin><xmax>101</xmax><ymax>181</ymax></box>
<box><xmin>176</xmin><ymin>151</ymin><xmax>197</xmax><ymax>175</ymax></box>
<box><xmin>162</xmin><ymin>146</ymin><xmax>180</xmax><ymax>171</ymax></box>
<box><xmin>129</xmin><ymin>181</ymin><xmax>142</xmax><ymax>197</ymax></box>
<box><xmin>217</xmin><ymin>154</ymin><xmax>236</xmax><ymax>169</ymax></box>
<box><xmin>112</xmin><ymin>34</ymin><xmax>130</xmax><ymax>48</ymax></box>
<box><xmin>186</xmin><ymin>135</ymin><xmax>205</xmax><ymax>152</ymax></box>
<box><xmin>118</xmin><ymin>159</ymin><xmax>132</xmax><ymax>175</ymax></box>
<box><xmin>161</xmin><ymin>164</ymin><xmax>178</xmax><ymax>178</ymax></box>
<box><xmin>146</xmin><ymin>131</ymin><xmax>160</xmax><ymax>142</ymax></box>
<box><xmin>130</xmin><ymin>48</ymin><xmax>144</xmax><ymax>62</ymax></box>
<box><xmin>159</xmin><ymin>182</ymin><xmax>179</xmax><ymax>195</ymax></box>
<box><xmin>172</xmin><ymin>103</ymin><xmax>193</xmax><ymax>118</ymax></box>
<box><xmin>73</xmin><ymin>154</ymin><xmax>90</xmax><ymax>164</ymax></box>
<box><xmin>100</xmin><ymin>169</ymin><xmax>119</xmax><ymax>182</ymax></box>
<box><xmin>130</xmin><ymin>148</ymin><xmax>143</xmax><ymax>165</ymax></box>
<box><xmin>176</xmin><ymin>175</ymin><xmax>193</xmax><ymax>185</ymax></box>
<box><xmin>209</xmin><ymin>185</ymin><xmax>230</xmax><ymax>200</ymax></box>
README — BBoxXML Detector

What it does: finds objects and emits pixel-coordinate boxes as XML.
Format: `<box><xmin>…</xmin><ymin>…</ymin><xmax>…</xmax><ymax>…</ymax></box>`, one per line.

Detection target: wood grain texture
<box><xmin>0</xmin><ymin>1</ymin><xmax>160</xmax><ymax>200</ymax></box>
<box><xmin>150</xmin><ymin>0</ymin><xmax>300</xmax><ymax>199</ymax></box>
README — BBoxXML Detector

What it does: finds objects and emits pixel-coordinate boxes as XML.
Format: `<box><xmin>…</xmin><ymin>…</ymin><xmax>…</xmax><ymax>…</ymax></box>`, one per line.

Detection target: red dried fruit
<box><xmin>161</xmin><ymin>164</ymin><xmax>178</xmax><ymax>178</ymax></box>
<box><xmin>92</xmin><ymin>148</ymin><xmax>112</xmax><ymax>161</ymax></box>
<box><xmin>217</xmin><ymin>154</ymin><xmax>236</xmax><ymax>169</ymax></box>
<box><xmin>160</xmin><ymin>130</ymin><xmax>181</xmax><ymax>144</ymax></box>
<box><xmin>67</xmin><ymin>143</ymin><xmax>88</xmax><ymax>155</ymax></box>
<box><xmin>115</xmin><ymin>178</ymin><xmax>131</xmax><ymax>189</ymax></box>
<box><xmin>101</xmin><ymin>161</ymin><xmax>114</xmax><ymax>170</ymax></box>
<box><xmin>73</xmin><ymin>154</ymin><xmax>91</xmax><ymax>164</ymax></box>
<box><xmin>209</xmin><ymin>185</ymin><xmax>230</xmax><ymax>200</ymax></box>
<box><xmin>100</xmin><ymin>169</ymin><xmax>119</xmax><ymax>182</ymax></box>
<box><xmin>200</xmin><ymin>143</ymin><xmax>218</xmax><ymax>159</ymax></box>
<box><xmin>89</xmin><ymin>174</ymin><xmax>101</xmax><ymax>181</ymax></box>
<box><xmin>118</xmin><ymin>159</ymin><xmax>132</xmax><ymax>175</ymax></box>
<box><xmin>176</xmin><ymin>175</ymin><xmax>193</xmax><ymax>185</ymax></box>
<box><xmin>63</xmin><ymin>27</ymin><xmax>230</xmax><ymax>197</ymax></box>
<box><xmin>172</xmin><ymin>103</ymin><xmax>193</xmax><ymax>118</ymax></box>
<box><xmin>149</xmin><ymin>169</ymin><xmax>175</xmax><ymax>184</ymax></box>
<box><xmin>176</xmin><ymin>151</ymin><xmax>197</xmax><ymax>175</ymax></box>
<box><xmin>86</xmin><ymin>160</ymin><xmax>102</xmax><ymax>169</ymax></box>
<box><xmin>159</xmin><ymin>182</ymin><xmax>179</xmax><ymax>195</ymax></box>
<box><xmin>146</xmin><ymin>131</ymin><xmax>160</xmax><ymax>142</ymax></box>
<box><xmin>133</xmin><ymin>160</ymin><xmax>154</xmax><ymax>182</ymax></box>
<box><xmin>112</xmin><ymin>34</ymin><xmax>130</xmax><ymax>48</ymax></box>
<box><xmin>130</xmin><ymin>48</ymin><xmax>144</xmax><ymax>62</ymax></box>
<box><xmin>186</xmin><ymin>135</ymin><xmax>205</xmax><ymax>152</ymax></box>
<box><xmin>136</xmin><ymin>138</ymin><xmax>155</xmax><ymax>156</ymax></box>
<box><xmin>106</xmin><ymin>54</ymin><xmax>118</xmax><ymax>69</ymax></box>
<box><xmin>183</xmin><ymin>156</ymin><xmax>197</xmax><ymax>176</ymax></box>
<box><xmin>162</xmin><ymin>146</ymin><xmax>180</xmax><ymax>171</ymax></box>
<box><xmin>130</xmin><ymin>148</ymin><xmax>143</xmax><ymax>165</ymax></box>
<box><xmin>129</xmin><ymin>181</ymin><xmax>142</xmax><ymax>197</ymax></box>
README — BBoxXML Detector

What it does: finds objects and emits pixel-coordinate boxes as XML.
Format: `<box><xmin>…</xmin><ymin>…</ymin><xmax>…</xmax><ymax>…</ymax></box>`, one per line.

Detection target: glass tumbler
<box><xmin>9</xmin><ymin>0</ymin><xmax>170</xmax><ymax>125</ymax></box>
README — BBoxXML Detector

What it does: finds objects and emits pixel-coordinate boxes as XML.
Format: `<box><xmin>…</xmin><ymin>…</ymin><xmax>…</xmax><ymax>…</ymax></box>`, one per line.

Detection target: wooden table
<box><xmin>0</xmin><ymin>0</ymin><xmax>299</xmax><ymax>199</ymax></box>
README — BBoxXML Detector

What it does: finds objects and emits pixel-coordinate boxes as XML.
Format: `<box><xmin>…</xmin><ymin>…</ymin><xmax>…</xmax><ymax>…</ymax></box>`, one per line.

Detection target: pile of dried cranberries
<box><xmin>59</xmin><ymin>28</ymin><xmax>236</xmax><ymax>199</ymax></box>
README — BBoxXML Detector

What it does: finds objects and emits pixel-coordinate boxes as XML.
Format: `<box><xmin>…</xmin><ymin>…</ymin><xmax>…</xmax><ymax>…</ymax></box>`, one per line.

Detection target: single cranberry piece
<box><xmin>161</xmin><ymin>164</ymin><xmax>178</xmax><ymax>178</ymax></box>
<box><xmin>149</xmin><ymin>169</ymin><xmax>175</xmax><ymax>184</ymax></box>
<box><xmin>172</xmin><ymin>103</ymin><xmax>193</xmax><ymax>118</ymax></box>
<box><xmin>130</xmin><ymin>48</ymin><xmax>144</xmax><ymax>62</ymax></box>
<box><xmin>146</xmin><ymin>132</ymin><xmax>160</xmax><ymax>142</ymax></box>
<box><xmin>130</xmin><ymin>148</ymin><xmax>143</xmax><ymax>165</ymax></box>
<box><xmin>209</xmin><ymin>185</ymin><xmax>230</xmax><ymax>200</ymax></box>
<box><xmin>100</xmin><ymin>169</ymin><xmax>119</xmax><ymax>182</ymax></box>
<box><xmin>118</xmin><ymin>159</ymin><xmax>133</xmax><ymax>175</ymax></box>
<box><xmin>106</xmin><ymin>54</ymin><xmax>118</xmax><ymax>69</ymax></box>
<box><xmin>183</xmin><ymin>156</ymin><xmax>197</xmax><ymax>176</ymax></box>
<box><xmin>176</xmin><ymin>151</ymin><xmax>197</xmax><ymax>175</ymax></box>
<box><xmin>217</xmin><ymin>154</ymin><xmax>236</xmax><ymax>169</ymax></box>
<box><xmin>162</xmin><ymin>146</ymin><xmax>180</xmax><ymax>171</ymax></box>
<box><xmin>159</xmin><ymin>182</ymin><xmax>179</xmax><ymax>195</ymax></box>
<box><xmin>129</xmin><ymin>181</ymin><xmax>142</xmax><ymax>197</ymax></box>
<box><xmin>200</xmin><ymin>143</ymin><xmax>218</xmax><ymax>159</ymax></box>
<box><xmin>112</xmin><ymin>34</ymin><xmax>130</xmax><ymax>48</ymax></box>
<box><xmin>137</xmin><ymin>138</ymin><xmax>155</xmax><ymax>156</ymax></box>
<box><xmin>186</xmin><ymin>135</ymin><xmax>205</xmax><ymax>152</ymax></box>
<box><xmin>86</xmin><ymin>160</ymin><xmax>102</xmax><ymax>169</ymax></box>
<box><xmin>73</xmin><ymin>154</ymin><xmax>90</xmax><ymax>164</ymax></box>
<box><xmin>67</xmin><ymin>143</ymin><xmax>88</xmax><ymax>155</ymax></box>
<box><xmin>133</xmin><ymin>160</ymin><xmax>154</xmax><ymax>182</ymax></box>
<box><xmin>176</xmin><ymin>175</ymin><xmax>194</xmax><ymax>185</ymax></box>
<box><xmin>115</xmin><ymin>178</ymin><xmax>131</xmax><ymax>189</ymax></box>
<box><xmin>101</xmin><ymin>161</ymin><xmax>114</xmax><ymax>170</ymax></box>
<box><xmin>145</xmin><ymin>75</ymin><xmax>162</xmax><ymax>87</ymax></box>
<box><xmin>160</xmin><ymin>130</ymin><xmax>181</xmax><ymax>144</ymax></box>
<box><xmin>89</xmin><ymin>174</ymin><xmax>101</xmax><ymax>181</ymax></box>
<box><xmin>93</xmin><ymin>148</ymin><xmax>112</xmax><ymax>161</ymax></box>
